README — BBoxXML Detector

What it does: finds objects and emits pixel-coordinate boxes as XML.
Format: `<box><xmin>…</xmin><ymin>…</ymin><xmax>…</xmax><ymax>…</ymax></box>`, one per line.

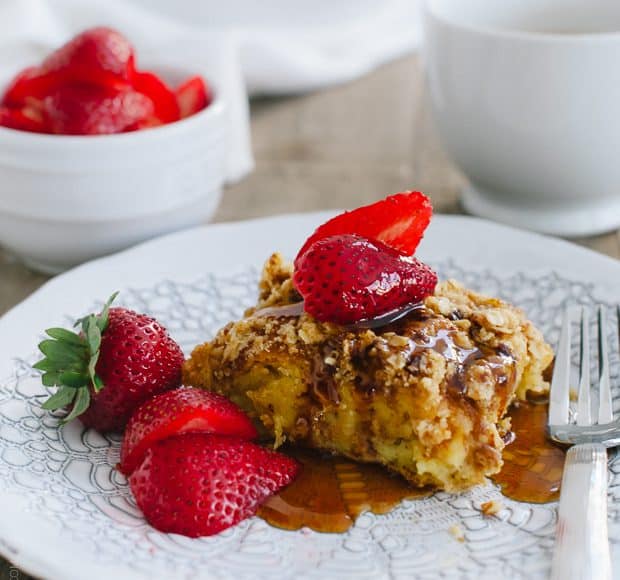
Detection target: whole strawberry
<box><xmin>129</xmin><ymin>433</ymin><xmax>299</xmax><ymax>537</ymax></box>
<box><xmin>294</xmin><ymin>234</ymin><xmax>437</xmax><ymax>325</ymax></box>
<box><xmin>34</xmin><ymin>293</ymin><xmax>184</xmax><ymax>432</ymax></box>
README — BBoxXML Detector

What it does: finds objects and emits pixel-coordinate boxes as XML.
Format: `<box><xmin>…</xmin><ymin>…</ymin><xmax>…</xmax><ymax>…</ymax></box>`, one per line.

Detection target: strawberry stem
<box><xmin>34</xmin><ymin>292</ymin><xmax>118</xmax><ymax>423</ymax></box>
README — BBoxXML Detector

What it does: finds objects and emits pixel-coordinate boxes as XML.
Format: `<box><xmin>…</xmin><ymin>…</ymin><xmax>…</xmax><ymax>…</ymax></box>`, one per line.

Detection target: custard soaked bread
<box><xmin>183</xmin><ymin>254</ymin><xmax>553</xmax><ymax>492</ymax></box>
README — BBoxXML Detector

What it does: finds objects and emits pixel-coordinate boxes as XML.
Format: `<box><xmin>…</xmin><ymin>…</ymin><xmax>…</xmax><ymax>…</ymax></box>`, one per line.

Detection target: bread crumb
<box><xmin>480</xmin><ymin>499</ymin><xmax>503</xmax><ymax>516</ymax></box>
<box><xmin>448</xmin><ymin>524</ymin><xmax>465</xmax><ymax>542</ymax></box>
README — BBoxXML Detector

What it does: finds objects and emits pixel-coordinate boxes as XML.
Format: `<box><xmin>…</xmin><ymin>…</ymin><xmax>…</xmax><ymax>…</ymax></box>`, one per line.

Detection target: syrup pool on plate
<box><xmin>258</xmin><ymin>402</ymin><xmax>566</xmax><ymax>533</ymax></box>
<box><xmin>492</xmin><ymin>401</ymin><xmax>566</xmax><ymax>503</ymax></box>
<box><xmin>258</xmin><ymin>448</ymin><xmax>431</xmax><ymax>533</ymax></box>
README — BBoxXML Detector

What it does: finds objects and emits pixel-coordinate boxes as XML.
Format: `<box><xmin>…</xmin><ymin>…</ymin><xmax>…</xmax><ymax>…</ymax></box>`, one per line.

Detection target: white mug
<box><xmin>422</xmin><ymin>0</ymin><xmax>620</xmax><ymax>236</ymax></box>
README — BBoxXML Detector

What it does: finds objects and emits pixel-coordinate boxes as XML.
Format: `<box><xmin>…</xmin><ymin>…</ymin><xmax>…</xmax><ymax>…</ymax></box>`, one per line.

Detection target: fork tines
<box><xmin>549</xmin><ymin>305</ymin><xmax>616</xmax><ymax>427</ymax></box>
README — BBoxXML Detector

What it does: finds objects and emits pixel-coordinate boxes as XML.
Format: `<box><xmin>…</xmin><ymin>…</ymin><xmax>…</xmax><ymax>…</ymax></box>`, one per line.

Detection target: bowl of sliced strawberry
<box><xmin>0</xmin><ymin>27</ymin><xmax>227</xmax><ymax>274</ymax></box>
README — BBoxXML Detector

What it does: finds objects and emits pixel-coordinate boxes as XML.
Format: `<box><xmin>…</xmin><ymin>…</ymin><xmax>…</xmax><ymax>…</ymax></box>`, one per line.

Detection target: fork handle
<box><xmin>551</xmin><ymin>443</ymin><xmax>611</xmax><ymax>580</ymax></box>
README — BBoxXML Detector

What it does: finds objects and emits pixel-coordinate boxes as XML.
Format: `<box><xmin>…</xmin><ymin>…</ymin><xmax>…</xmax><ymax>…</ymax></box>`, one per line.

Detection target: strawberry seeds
<box><xmin>294</xmin><ymin>191</ymin><xmax>437</xmax><ymax>325</ymax></box>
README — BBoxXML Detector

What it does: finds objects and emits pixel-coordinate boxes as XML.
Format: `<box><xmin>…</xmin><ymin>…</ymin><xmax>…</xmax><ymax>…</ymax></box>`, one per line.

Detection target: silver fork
<box><xmin>548</xmin><ymin>305</ymin><xmax>619</xmax><ymax>580</ymax></box>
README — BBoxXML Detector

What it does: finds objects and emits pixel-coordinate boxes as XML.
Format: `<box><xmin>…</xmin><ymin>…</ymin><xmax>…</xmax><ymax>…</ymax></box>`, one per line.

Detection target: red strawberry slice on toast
<box><xmin>294</xmin><ymin>234</ymin><xmax>437</xmax><ymax>325</ymax></box>
<box><xmin>120</xmin><ymin>387</ymin><xmax>258</xmax><ymax>475</ymax></box>
<box><xmin>296</xmin><ymin>191</ymin><xmax>433</xmax><ymax>267</ymax></box>
<box><xmin>129</xmin><ymin>433</ymin><xmax>300</xmax><ymax>537</ymax></box>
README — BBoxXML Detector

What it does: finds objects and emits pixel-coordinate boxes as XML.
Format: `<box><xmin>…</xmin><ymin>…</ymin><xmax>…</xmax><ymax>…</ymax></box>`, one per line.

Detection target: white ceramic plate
<box><xmin>1</xmin><ymin>213</ymin><xmax>619</xmax><ymax>580</ymax></box>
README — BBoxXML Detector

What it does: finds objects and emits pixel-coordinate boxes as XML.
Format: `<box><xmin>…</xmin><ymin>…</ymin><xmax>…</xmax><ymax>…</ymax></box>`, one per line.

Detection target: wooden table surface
<box><xmin>1</xmin><ymin>54</ymin><xmax>619</xmax><ymax>580</ymax></box>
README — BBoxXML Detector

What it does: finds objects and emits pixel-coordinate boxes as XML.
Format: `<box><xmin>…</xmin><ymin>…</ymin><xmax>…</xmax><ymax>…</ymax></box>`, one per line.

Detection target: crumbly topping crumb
<box><xmin>480</xmin><ymin>500</ymin><xmax>503</xmax><ymax>516</ymax></box>
<box><xmin>448</xmin><ymin>524</ymin><xmax>465</xmax><ymax>542</ymax></box>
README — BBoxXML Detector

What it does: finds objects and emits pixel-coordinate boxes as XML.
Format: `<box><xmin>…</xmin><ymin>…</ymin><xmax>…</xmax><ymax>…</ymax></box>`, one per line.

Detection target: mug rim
<box><xmin>423</xmin><ymin>0</ymin><xmax>620</xmax><ymax>43</ymax></box>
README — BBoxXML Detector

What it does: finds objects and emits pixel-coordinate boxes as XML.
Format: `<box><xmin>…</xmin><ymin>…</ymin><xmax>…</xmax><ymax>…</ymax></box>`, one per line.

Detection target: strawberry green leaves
<box><xmin>41</xmin><ymin>385</ymin><xmax>78</xmax><ymax>410</ymax></box>
<box><xmin>34</xmin><ymin>335</ymin><xmax>89</xmax><ymax>390</ymax></box>
<box><xmin>44</xmin><ymin>327</ymin><xmax>84</xmax><ymax>345</ymax></box>
<box><xmin>34</xmin><ymin>292</ymin><xmax>118</xmax><ymax>423</ymax></box>
<box><xmin>65</xmin><ymin>388</ymin><xmax>91</xmax><ymax>423</ymax></box>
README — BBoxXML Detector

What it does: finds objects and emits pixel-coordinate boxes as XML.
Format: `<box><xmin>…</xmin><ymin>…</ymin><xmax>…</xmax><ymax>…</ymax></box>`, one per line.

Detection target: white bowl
<box><xmin>0</xmin><ymin>68</ymin><xmax>227</xmax><ymax>273</ymax></box>
<box><xmin>423</xmin><ymin>0</ymin><xmax>620</xmax><ymax>237</ymax></box>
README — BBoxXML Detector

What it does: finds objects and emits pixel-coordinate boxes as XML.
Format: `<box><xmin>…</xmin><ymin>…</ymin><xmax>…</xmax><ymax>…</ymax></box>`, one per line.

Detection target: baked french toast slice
<box><xmin>183</xmin><ymin>254</ymin><xmax>553</xmax><ymax>492</ymax></box>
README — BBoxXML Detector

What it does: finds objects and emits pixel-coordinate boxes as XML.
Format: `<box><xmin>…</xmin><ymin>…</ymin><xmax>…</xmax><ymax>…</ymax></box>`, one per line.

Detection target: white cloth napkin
<box><xmin>130</xmin><ymin>0</ymin><xmax>422</xmax><ymax>95</ymax></box>
<box><xmin>0</xmin><ymin>0</ymin><xmax>420</xmax><ymax>183</ymax></box>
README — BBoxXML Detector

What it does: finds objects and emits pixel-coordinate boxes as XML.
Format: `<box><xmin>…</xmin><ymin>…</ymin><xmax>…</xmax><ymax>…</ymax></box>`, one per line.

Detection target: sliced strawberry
<box><xmin>133</xmin><ymin>71</ymin><xmax>179</xmax><ymax>123</ymax></box>
<box><xmin>1</xmin><ymin>67</ymin><xmax>57</xmax><ymax>108</ymax></box>
<box><xmin>123</xmin><ymin>115</ymin><xmax>164</xmax><ymax>132</ymax></box>
<box><xmin>0</xmin><ymin>104</ymin><xmax>49</xmax><ymax>133</ymax></box>
<box><xmin>293</xmin><ymin>234</ymin><xmax>437</xmax><ymax>325</ymax></box>
<box><xmin>42</xmin><ymin>85</ymin><xmax>154</xmax><ymax>135</ymax></box>
<box><xmin>40</xmin><ymin>27</ymin><xmax>135</xmax><ymax>90</ymax></box>
<box><xmin>175</xmin><ymin>76</ymin><xmax>210</xmax><ymax>119</ymax></box>
<box><xmin>129</xmin><ymin>433</ymin><xmax>299</xmax><ymax>537</ymax></box>
<box><xmin>120</xmin><ymin>387</ymin><xmax>258</xmax><ymax>476</ymax></box>
<box><xmin>3</xmin><ymin>29</ymin><xmax>133</xmax><ymax>108</ymax></box>
<box><xmin>296</xmin><ymin>191</ymin><xmax>433</xmax><ymax>267</ymax></box>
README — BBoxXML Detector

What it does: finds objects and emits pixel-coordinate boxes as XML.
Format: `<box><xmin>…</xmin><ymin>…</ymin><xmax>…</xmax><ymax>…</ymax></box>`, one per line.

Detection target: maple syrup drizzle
<box><xmin>492</xmin><ymin>401</ymin><xmax>566</xmax><ymax>503</ymax></box>
<box><xmin>258</xmin><ymin>449</ymin><xmax>431</xmax><ymax>533</ymax></box>
<box><xmin>258</xmin><ymin>402</ymin><xmax>565</xmax><ymax>532</ymax></box>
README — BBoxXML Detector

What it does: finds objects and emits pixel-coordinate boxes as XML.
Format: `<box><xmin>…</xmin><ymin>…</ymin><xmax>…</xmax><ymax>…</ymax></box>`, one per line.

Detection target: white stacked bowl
<box><xmin>0</xmin><ymin>68</ymin><xmax>227</xmax><ymax>273</ymax></box>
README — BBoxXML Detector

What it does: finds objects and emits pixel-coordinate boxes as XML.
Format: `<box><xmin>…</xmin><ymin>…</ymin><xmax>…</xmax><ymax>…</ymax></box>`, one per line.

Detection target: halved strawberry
<box><xmin>123</xmin><ymin>115</ymin><xmax>164</xmax><ymax>132</ymax></box>
<box><xmin>129</xmin><ymin>433</ymin><xmax>299</xmax><ymax>537</ymax></box>
<box><xmin>295</xmin><ymin>191</ymin><xmax>433</xmax><ymax>267</ymax></box>
<box><xmin>40</xmin><ymin>27</ymin><xmax>135</xmax><ymax>90</ymax></box>
<box><xmin>1</xmin><ymin>67</ymin><xmax>57</xmax><ymax>108</ymax></box>
<box><xmin>133</xmin><ymin>71</ymin><xmax>179</xmax><ymax>123</ymax></box>
<box><xmin>119</xmin><ymin>387</ymin><xmax>258</xmax><ymax>475</ymax></box>
<box><xmin>293</xmin><ymin>234</ymin><xmax>437</xmax><ymax>325</ymax></box>
<box><xmin>0</xmin><ymin>105</ymin><xmax>49</xmax><ymax>133</ymax></box>
<box><xmin>176</xmin><ymin>76</ymin><xmax>210</xmax><ymax>119</ymax></box>
<box><xmin>42</xmin><ymin>85</ymin><xmax>154</xmax><ymax>135</ymax></box>
<box><xmin>3</xmin><ymin>29</ymin><xmax>134</xmax><ymax>110</ymax></box>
